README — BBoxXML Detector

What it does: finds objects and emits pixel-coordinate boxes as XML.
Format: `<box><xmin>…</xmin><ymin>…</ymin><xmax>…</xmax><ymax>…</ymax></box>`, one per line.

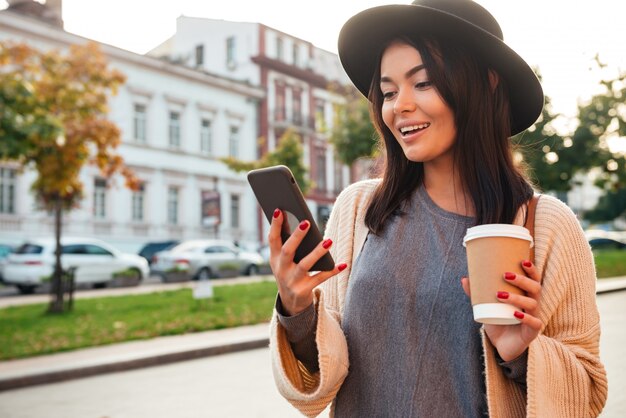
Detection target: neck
<box><xmin>423</xmin><ymin>161</ymin><xmax>474</xmax><ymax>217</ymax></box>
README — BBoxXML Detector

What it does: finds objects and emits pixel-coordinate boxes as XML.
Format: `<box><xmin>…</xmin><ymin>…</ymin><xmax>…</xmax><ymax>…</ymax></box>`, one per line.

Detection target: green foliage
<box><xmin>585</xmin><ymin>188</ymin><xmax>626</xmax><ymax>222</ymax></box>
<box><xmin>329</xmin><ymin>86</ymin><xmax>378</xmax><ymax>166</ymax></box>
<box><xmin>0</xmin><ymin>280</ymin><xmax>278</xmax><ymax>360</ymax></box>
<box><xmin>221</xmin><ymin>128</ymin><xmax>310</xmax><ymax>193</ymax></box>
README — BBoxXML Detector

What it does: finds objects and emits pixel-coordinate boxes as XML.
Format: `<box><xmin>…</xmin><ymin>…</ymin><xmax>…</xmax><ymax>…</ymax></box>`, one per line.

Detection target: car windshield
<box><xmin>14</xmin><ymin>244</ymin><xmax>44</xmax><ymax>254</ymax></box>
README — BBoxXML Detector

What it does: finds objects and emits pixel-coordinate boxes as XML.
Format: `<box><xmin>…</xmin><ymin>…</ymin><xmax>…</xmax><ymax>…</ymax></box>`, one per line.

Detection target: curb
<box><xmin>0</xmin><ymin>337</ymin><xmax>269</xmax><ymax>392</ymax></box>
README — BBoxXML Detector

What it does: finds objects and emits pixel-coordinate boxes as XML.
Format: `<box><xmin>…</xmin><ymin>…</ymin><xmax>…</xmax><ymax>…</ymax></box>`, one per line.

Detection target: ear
<box><xmin>488</xmin><ymin>69</ymin><xmax>500</xmax><ymax>91</ymax></box>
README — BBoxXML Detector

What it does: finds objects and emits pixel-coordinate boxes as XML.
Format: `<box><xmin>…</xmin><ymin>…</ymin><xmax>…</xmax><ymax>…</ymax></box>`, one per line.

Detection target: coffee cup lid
<box><xmin>463</xmin><ymin>224</ymin><xmax>533</xmax><ymax>247</ymax></box>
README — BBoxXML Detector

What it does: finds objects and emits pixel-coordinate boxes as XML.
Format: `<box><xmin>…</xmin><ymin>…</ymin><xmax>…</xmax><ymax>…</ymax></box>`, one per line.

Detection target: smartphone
<box><xmin>247</xmin><ymin>165</ymin><xmax>335</xmax><ymax>272</ymax></box>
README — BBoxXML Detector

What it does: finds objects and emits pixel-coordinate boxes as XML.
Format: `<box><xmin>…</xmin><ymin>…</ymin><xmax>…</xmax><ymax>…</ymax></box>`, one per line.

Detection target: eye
<box><xmin>415</xmin><ymin>81</ymin><xmax>432</xmax><ymax>90</ymax></box>
<box><xmin>382</xmin><ymin>90</ymin><xmax>396</xmax><ymax>100</ymax></box>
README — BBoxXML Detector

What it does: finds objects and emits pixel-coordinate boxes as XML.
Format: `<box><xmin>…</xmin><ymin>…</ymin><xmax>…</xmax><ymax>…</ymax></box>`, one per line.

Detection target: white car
<box><xmin>3</xmin><ymin>237</ymin><xmax>149</xmax><ymax>294</ymax></box>
<box><xmin>151</xmin><ymin>239</ymin><xmax>264</xmax><ymax>280</ymax></box>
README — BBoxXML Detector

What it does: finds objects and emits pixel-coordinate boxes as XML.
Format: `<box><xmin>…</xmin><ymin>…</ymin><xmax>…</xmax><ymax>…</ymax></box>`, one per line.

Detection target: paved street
<box><xmin>0</xmin><ymin>291</ymin><xmax>623</xmax><ymax>418</ymax></box>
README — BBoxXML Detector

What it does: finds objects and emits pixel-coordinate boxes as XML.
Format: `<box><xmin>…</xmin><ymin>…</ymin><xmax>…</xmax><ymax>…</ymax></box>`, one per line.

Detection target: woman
<box><xmin>267</xmin><ymin>1</ymin><xmax>607</xmax><ymax>416</ymax></box>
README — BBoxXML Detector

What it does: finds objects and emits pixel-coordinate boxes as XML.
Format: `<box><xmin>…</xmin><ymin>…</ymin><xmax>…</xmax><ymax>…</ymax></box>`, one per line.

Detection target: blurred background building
<box><xmin>0</xmin><ymin>0</ymin><xmax>353</xmax><ymax>251</ymax></box>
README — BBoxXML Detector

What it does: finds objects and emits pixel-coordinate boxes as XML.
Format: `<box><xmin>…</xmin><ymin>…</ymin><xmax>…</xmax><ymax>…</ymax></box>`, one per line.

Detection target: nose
<box><xmin>393</xmin><ymin>86</ymin><xmax>416</xmax><ymax>114</ymax></box>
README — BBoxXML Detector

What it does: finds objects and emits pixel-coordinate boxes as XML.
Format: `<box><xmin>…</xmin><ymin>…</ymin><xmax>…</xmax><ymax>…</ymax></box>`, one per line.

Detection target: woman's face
<box><xmin>380</xmin><ymin>41</ymin><xmax>456</xmax><ymax>166</ymax></box>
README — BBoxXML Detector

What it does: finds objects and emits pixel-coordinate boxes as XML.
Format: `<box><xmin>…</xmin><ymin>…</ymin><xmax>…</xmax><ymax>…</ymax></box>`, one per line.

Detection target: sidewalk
<box><xmin>1</xmin><ymin>276</ymin><xmax>625</xmax><ymax>392</ymax></box>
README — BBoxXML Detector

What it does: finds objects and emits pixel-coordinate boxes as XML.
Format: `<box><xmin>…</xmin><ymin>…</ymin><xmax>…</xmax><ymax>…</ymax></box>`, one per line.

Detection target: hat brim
<box><xmin>338</xmin><ymin>5</ymin><xmax>544</xmax><ymax>135</ymax></box>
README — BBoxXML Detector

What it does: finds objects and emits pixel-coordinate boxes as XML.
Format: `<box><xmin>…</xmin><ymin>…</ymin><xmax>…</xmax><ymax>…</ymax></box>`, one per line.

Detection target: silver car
<box><xmin>151</xmin><ymin>239</ymin><xmax>264</xmax><ymax>280</ymax></box>
<box><xmin>3</xmin><ymin>237</ymin><xmax>149</xmax><ymax>294</ymax></box>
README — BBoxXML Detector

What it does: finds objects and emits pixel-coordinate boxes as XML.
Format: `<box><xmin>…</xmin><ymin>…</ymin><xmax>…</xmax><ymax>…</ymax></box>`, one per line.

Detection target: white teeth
<box><xmin>400</xmin><ymin>123</ymin><xmax>430</xmax><ymax>133</ymax></box>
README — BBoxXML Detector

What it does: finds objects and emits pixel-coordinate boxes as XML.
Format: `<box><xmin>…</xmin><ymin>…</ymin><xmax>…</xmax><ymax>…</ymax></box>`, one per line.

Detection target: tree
<box><xmin>0</xmin><ymin>41</ymin><xmax>138</xmax><ymax>313</ymax></box>
<box><xmin>329</xmin><ymin>85</ymin><xmax>378</xmax><ymax>178</ymax></box>
<box><xmin>221</xmin><ymin>128</ymin><xmax>310</xmax><ymax>193</ymax></box>
<box><xmin>579</xmin><ymin>61</ymin><xmax>626</xmax><ymax>221</ymax></box>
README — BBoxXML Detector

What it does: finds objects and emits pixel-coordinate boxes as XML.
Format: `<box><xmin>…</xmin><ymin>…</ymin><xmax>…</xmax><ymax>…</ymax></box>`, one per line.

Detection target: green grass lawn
<box><xmin>0</xmin><ymin>281</ymin><xmax>278</xmax><ymax>361</ymax></box>
<box><xmin>594</xmin><ymin>250</ymin><xmax>626</xmax><ymax>279</ymax></box>
<box><xmin>1</xmin><ymin>250</ymin><xmax>624</xmax><ymax>361</ymax></box>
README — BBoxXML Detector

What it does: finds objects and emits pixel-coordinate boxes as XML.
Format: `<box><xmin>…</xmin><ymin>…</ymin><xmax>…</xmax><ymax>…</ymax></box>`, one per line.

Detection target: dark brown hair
<box><xmin>364</xmin><ymin>36</ymin><xmax>534</xmax><ymax>234</ymax></box>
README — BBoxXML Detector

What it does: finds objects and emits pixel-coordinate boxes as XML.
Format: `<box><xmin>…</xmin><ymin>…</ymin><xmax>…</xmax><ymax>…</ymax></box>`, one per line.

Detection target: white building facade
<box><xmin>148</xmin><ymin>16</ymin><xmax>354</xmax><ymax>242</ymax></box>
<box><xmin>0</xmin><ymin>8</ymin><xmax>265</xmax><ymax>252</ymax></box>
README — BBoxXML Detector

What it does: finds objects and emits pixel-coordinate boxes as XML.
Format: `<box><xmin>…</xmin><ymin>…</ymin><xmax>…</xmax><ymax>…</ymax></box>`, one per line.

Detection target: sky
<box><xmin>2</xmin><ymin>0</ymin><xmax>625</xmax><ymax>147</ymax></box>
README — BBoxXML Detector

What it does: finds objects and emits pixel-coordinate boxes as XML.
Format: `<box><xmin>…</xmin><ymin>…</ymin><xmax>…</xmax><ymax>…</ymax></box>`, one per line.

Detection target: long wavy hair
<box><xmin>364</xmin><ymin>36</ymin><xmax>534</xmax><ymax>235</ymax></box>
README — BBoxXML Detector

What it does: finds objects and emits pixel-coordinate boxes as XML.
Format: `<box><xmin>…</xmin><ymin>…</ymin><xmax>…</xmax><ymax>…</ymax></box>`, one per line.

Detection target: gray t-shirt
<box><xmin>335</xmin><ymin>186</ymin><xmax>484</xmax><ymax>417</ymax></box>
<box><xmin>277</xmin><ymin>186</ymin><xmax>527</xmax><ymax>417</ymax></box>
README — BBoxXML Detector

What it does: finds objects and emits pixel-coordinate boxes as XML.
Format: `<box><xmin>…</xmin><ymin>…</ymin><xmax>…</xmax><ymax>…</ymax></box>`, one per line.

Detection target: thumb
<box><xmin>460</xmin><ymin>276</ymin><xmax>471</xmax><ymax>298</ymax></box>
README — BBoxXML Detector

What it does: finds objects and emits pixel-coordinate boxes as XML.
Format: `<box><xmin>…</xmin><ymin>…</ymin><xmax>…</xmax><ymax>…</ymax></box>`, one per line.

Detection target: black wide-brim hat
<box><xmin>338</xmin><ymin>0</ymin><xmax>544</xmax><ymax>135</ymax></box>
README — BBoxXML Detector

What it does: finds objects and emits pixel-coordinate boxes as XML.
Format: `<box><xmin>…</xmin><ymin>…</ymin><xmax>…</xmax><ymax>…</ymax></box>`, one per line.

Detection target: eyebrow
<box><xmin>380</xmin><ymin>64</ymin><xmax>426</xmax><ymax>84</ymax></box>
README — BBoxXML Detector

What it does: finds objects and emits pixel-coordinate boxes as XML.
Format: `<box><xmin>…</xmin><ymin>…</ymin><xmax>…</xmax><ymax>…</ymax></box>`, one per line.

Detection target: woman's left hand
<box><xmin>461</xmin><ymin>260</ymin><xmax>543</xmax><ymax>361</ymax></box>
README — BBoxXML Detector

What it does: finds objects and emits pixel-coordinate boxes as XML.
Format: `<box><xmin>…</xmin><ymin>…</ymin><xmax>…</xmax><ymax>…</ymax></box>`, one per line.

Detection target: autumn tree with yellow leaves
<box><xmin>0</xmin><ymin>41</ymin><xmax>138</xmax><ymax>313</ymax></box>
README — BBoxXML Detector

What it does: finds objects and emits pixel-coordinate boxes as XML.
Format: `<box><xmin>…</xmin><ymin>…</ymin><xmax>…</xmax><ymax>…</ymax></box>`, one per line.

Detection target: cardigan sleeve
<box><xmin>484</xmin><ymin>196</ymin><xmax>608</xmax><ymax>418</ymax></box>
<box><xmin>268</xmin><ymin>180</ymin><xmax>378</xmax><ymax>417</ymax></box>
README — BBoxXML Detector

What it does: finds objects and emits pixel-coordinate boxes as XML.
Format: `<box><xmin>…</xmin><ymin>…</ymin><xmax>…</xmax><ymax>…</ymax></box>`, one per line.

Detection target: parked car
<box><xmin>2</xmin><ymin>237</ymin><xmax>150</xmax><ymax>294</ymax></box>
<box><xmin>137</xmin><ymin>240</ymin><xmax>180</xmax><ymax>265</ymax></box>
<box><xmin>588</xmin><ymin>237</ymin><xmax>626</xmax><ymax>250</ymax></box>
<box><xmin>151</xmin><ymin>239</ymin><xmax>264</xmax><ymax>280</ymax></box>
<box><xmin>0</xmin><ymin>243</ymin><xmax>15</xmax><ymax>283</ymax></box>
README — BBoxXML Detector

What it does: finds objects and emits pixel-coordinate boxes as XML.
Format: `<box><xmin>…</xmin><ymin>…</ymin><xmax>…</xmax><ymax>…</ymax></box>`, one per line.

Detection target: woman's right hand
<box><xmin>269</xmin><ymin>208</ymin><xmax>347</xmax><ymax>316</ymax></box>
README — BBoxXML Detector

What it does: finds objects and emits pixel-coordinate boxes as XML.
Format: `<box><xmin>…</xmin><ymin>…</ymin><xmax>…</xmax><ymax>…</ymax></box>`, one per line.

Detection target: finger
<box><xmin>512</xmin><ymin>310</ymin><xmax>543</xmax><ymax>331</ymax></box>
<box><xmin>307</xmin><ymin>263</ymin><xmax>348</xmax><ymax>288</ymax></box>
<box><xmin>496</xmin><ymin>291</ymin><xmax>538</xmax><ymax>312</ymax></box>
<box><xmin>293</xmin><ymin>238</ymin><xmax>335</xmax><ymax>274</ymax></box>
<box><xmin>268</xmin><ymin>209</ymin><xmax>285</xmax><ymax>260</ymax></box>
<box><xmin>460</xmin><ymin>276</ymin><xmax>471</xmax><ymax>298</ymax></box>
<box><xmin>281</xmin><ymin>219</ymin><xmax>310</xmax><ymax>260</ymax></box>
<box><xmin>503</xmin><ymin>272</ymin><xmax>541</xmax><ymax>295</ymax></box>
<box><xmin>521</xmin><ymin>260</ymin><xmax>541</xmax><ymax>283</ymax></box>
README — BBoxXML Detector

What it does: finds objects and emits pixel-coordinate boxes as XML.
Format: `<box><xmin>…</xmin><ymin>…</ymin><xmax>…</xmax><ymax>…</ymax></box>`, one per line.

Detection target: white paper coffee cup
<box><xmin>463</xmin><ymin>224</ymin><xmax>533</xmax><ymax>325</ymax></box>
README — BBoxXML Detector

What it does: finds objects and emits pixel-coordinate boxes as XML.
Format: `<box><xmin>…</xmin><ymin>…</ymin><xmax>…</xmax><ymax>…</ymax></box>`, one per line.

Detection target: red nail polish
<box><xmin>514</xmin><ymin>311</ymin><xmax>525</xmax><ymax>319</ymax></box>
<box><xmin>337</xmin><ymin>263</ymin><xmax>347</xmax><ymax>271</ymax></box>
<box><xmin>522</xmin><ymin>260</ymin><xmax>532</xmax><ymax>268</ymax></box>
<box><xmin>497</xmin><ymin>291</ymin><xmax>509</xmax><ymax>299</ymax></box>
<box><xmin>504</xmin><ymin>272</ymin><xmax>516</xmax><ymax>280</ymax></box>
<box><xmin>298</xmin><ymin>220</ymin><xmax>309</xmax><ymax>230</ymax></box>
<box><xmin>273</xmin><ymin>209</ymin><xmax>281</xmax><ymax>219</ymax></box>
<box><xmin>322</xmin><ymin>239</ymin><xmax>333</xmax><ymax>249</ymax></box>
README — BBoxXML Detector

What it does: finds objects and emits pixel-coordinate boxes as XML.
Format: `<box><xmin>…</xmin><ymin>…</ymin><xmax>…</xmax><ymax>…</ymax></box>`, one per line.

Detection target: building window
<box><xmin>93</xmin><ymin>178</ymin><xmax>107</xmax><ymax>219</ymax></box>
<box><xmin>226</xmin><ymin>36</ymin><xmax>236</xmax><ymax>69</ymax></box>
<box><xmin>169</xmin><ymin>111</ymin><xmax>181</xmax><ymax>148</ymax></box>
<box><xmin>195</xmin><ymin>44</ymin><xmax>204</xmax><ymax>67</ymax></box>
<box><xmin>200</xmin><ymin>119</ymin><xmax>212</xmax><ymax>154</ymax></box>
<box><xmin>229</xmin><ymin>126</ymin><xmax>239</xmax><ymax>158</ymax></box>
<box><xmin>315</xmin><ymin>101</ymin><xmax>326</xmax><ymax>130</ymax></box>
<box><xmin>0</xmin><ymin>168</ymin><xmax>16</xmax><ymax>214</ymax></box>
<box><xmin>334</xmin><ymin>159</ymin><xmax>344</xmax><ymax>193</ymax></box>
<box><xmin>133</xmin><ymin>104</ymin><xmax>147</xmax><ymax>143</ymax></box>
<box><xmin>276</xmin><ymin>37</ymin><xmax>283</xmax><ymax>61</ymax></box>
<box><xmin>292</xmin><ymin>44</ymin><xmax>299</xmax><ymax>66</ymax></box>
<box><xmin>131</xmin><ymin>183</ymin><xmax>145</xmax><ymax>222</ymax></box>
<box><xmin>167</xmin><ymin>187</ymin><xmax>178</xmax><ymax>225</ymax></box>
<box><xmin>316</xmin><ymin>150</ymin><xmax>327</xmax><ymax>191</ymax></box>
<box><xmin>230</xmin><ymin>194</ymin><xmax>240</xmax><ymax>229</ymax></box>
<box><xmin>293</xmin><ymin>90</ymin><xmax>302</xmax><ymax>125</ymax></box>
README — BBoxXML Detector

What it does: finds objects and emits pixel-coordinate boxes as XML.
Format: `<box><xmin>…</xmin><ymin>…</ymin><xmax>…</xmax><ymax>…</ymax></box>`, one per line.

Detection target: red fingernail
<box><xmin>273</xmin><ymin>209</ymin><xmax>281</xmax><ymax>219</ymax></box>
<box><xmin>337</xmin><ymin>263</ymin><xmax>347</xmax><ymax>271</ymax></box>
<box><xmin>522</xmin><ymin>260</ymin><xmax>532</xmax><ymax>268</ymax></box>
<box><xmin>298</xmin><ymin>220</ymin><xmax>309</xmax><ymax>230</ymax></box>
<box><xmin>504</xmin><ymin>272</ymin><xmax>516</xmax><ymax>280</ymax></box>
<box><xmin>322</xmin><ymin>239</ymin><xmax>333</xmax><ymax>249</ymax></box>
<box><xmin>497</xmin><ymin>291</ymin><xmax>509</xmax><ymax>299</ymax></box>
<box><xmin>514</xmin><ymin>311</ymin><xmax>525</xmax><ymax>319</ymax></box>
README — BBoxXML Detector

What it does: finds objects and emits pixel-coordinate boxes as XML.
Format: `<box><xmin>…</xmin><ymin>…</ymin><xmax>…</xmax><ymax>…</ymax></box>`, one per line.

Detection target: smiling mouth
<box><xmin>399</xmin><ymin>123</ymin><xmax>430</xmax><ymax>137</ymax></box>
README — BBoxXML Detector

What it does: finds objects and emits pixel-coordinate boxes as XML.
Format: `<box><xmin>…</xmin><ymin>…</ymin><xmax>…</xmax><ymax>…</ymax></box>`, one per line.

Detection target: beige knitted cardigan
<box><xmin>269</xmin><ymin>179</ymin><xmax>608</xmax><ymax>417</ymax></box>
